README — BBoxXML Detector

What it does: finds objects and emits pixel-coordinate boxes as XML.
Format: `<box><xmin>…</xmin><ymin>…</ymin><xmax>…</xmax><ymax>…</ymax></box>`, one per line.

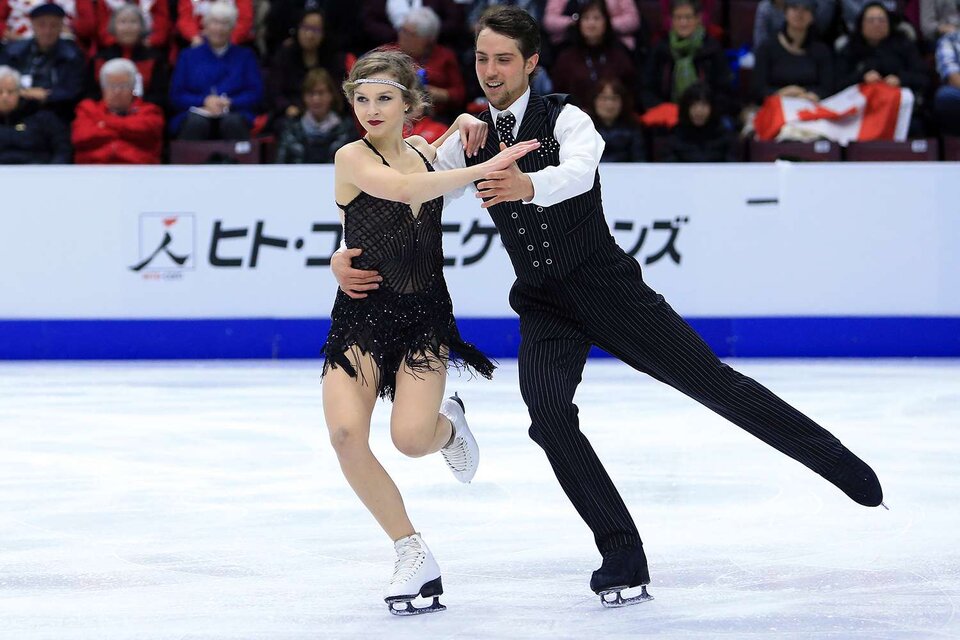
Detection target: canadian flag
<box><xmin>754</xmin><ymin>83</ymin><xmax>914</xmax><ymax>145</ymax></box>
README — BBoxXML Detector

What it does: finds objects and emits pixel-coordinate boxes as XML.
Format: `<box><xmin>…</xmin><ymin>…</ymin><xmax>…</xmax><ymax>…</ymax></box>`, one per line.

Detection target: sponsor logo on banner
<box><xmin>130</xmin><ymin>213</ymin><xmax>195</xmax><ymax>279</ymax></box>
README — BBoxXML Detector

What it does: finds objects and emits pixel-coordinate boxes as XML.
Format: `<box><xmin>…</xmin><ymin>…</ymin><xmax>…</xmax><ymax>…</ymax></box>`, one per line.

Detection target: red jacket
<box><xmin>72</xmin><ymin>98</ymin><xmax>164</xmax><ymax>164</ymax></box>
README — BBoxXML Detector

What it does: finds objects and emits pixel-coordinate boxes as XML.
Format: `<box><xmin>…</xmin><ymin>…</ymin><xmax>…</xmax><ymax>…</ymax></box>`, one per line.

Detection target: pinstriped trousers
<box><xmin>509</xmin><ymin>240</ymin><xmax>846</xmax><ymax>555</ymax></box>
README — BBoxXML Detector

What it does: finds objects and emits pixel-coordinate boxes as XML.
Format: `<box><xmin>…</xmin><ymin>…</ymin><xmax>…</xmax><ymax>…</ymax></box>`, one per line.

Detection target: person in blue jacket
<box><xmin>169</xmin><ymin>1</ymin><xmax>263</xmax><ymax>140</ymax></box>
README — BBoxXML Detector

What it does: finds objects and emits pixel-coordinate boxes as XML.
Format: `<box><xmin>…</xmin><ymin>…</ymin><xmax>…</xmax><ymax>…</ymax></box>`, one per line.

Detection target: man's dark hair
<box><xmin>475</xmin><ymin>6</ymin><xmax>541</xmax><ymax>60</ymax></box>
<box><xmin>670</xmin><ymin>0</ymin><xmax>702</xmax><ymax>14</ymax></box>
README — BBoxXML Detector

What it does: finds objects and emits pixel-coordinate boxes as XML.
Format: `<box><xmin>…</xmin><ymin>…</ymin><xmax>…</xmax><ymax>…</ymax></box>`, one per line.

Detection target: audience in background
<box><xmin>0</xmin><ymin>0</ymin><xmax>95</xmax><ymax>42</ymax></box>
<box><xmin>920</xmin><ymin>0</ymin><xmax>959</xmax><ymax>42</ymax></box>
<box><xmin>0</xmin><ymin>64</ymin><xmax>71</xmax><ymax>163</ymax></box>
<box><xmin>752</xmin><ymin>0</ymin><xmax>834</xmax><ymax>103</ymax></box>
<box><xmin>89</xmin><ymin>4</ymin><xmax>169</xmax><ymax>107</ymax></box>
<box><xmin>753</xmin><ymin>0</ymin><xmax>836</xmax><ymax>50</ymax></box>
<box><xmin>0</xmin><ymin>3</ymin><xmax>85</xmax><ymax>122</ymax></box>
<box><xmin>661</xmin><ymin>82</ymin><xmax>736</xmax><ymax>161</ymax></box>
<box><xmin>177</xmin><ymin>0</ymin><xmax>254</xmax><ymax>47</ymax></box>
<box><xmin>275</xmin><ymin>67</ymin><xmax>356</xmax><ymax>163</ymax></box>
<box><xmin>641</xmin><ymin>0</ymin><xmax>735</xmax><ymax>117</ymax></box>
<box><xmin>552</xmin><ymin>0</ymin><xmax>636</xmax><ymax>110</ymax></box>
<box><xmin>361</xmin><ymin>0</ymin><xmax>465</xmax><ymax>50</ymax></box>
<box><xmin>934</xmin><ymin>29</ymin><xmax>960</xmax><ymax>133</ymax></box>
<box><xmin>393</xmin><ymin>7</ymin><xmax>464</xmax><ymax>122</ymax></box>
<box><xmin>94</xmin><ymin>0</ymin><xmax>169</xmax><ymax>49</ymax></box>
<box><xmin>591</xmin><ymin>77</ymin><xmax>646</xmax><ymax>161</ymax></box>
<box><xmin>267</xmin><ymin>8</ymin><xmax>346</xmax><ymax>120</ymax></box>
<box><xmin>544</xmin><ymin>0</ymin><xmax>640</xmax><ymax>50</ymax></box>
<box><xmin>72</xmin><ymin>57</ymin><xmax>163</xmax><ymax>163</ymax></box>
<box><xmin>169</xmin><ymin>1</ymin><xmax>263</xmax><ymax>140</ymax></box>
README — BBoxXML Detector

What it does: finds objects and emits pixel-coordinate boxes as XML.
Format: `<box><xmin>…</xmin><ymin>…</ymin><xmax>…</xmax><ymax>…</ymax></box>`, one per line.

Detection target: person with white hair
<box><xmin>0</xmin><ymin>64</ymin><xmax>72</xmax><ymax>163</ymax></box>
<box><xmin>90</xmin><ymin>3</ymin><xmax>169</xmax><ymax>107</ymax></box>
<box><xmin>177</xmin><ymin>0</ymin><xmax>253</xmax><ymax>46</ymax></box>
<box><xmin>169</xmin><ymin>0</ymin><xmax>264</xmax><ymax>140</ymax></box>
<box><xmin>94</xmin><ymin>0</ymin><xmax>170</xmax><ymax>48</ymax></box>
<box><xmin>72</xmin><ymin>57</ymin><xmax>164</xmax><ymax>163</ymax></box>
<box><xmin>394</xmin><ymin>6</ymin><xmax>465</xmax><ymax>121</ymax></box>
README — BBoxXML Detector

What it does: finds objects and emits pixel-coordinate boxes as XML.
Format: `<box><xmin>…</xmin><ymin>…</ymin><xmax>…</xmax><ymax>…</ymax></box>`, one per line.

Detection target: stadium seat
<box><xmin>728</xmin><ymin>0</ymin><xmax>760</xmax><ymax>49</ymax></box>
<box><xmin>748</xmin><ymin>139</ymin><xmax>841</xmax><ymax>161</ymax></box>
<box><xmin>845</xmin><ymin>139</ymin><xmax>939</xmax><ymax>161</ymax></box>
<box><xmin>941</xmin><ymin>136</ymin><xmax>960</xmax><ymax>161</ymax></box>
<box><xmin>169</xmin><ymin>139</ymin><xmax>263</xmax><ymax>164</ymax></box>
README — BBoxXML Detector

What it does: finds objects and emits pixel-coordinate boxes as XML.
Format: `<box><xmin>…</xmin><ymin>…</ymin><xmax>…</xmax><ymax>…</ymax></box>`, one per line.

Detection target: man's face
<box><xmin>474</xmin><ymin>28</ymin><xmax>538</xmax><ymax>110</ymax></box>
<box><xmin>103</xmin><ymin>71</ymin><xmax>135</xmax><ymax>113</ymax></box>
<box><xmin>671</xmin><ymin>5</ymin><xmax>701</xmax><ymax>39</ymax></box>
<box><xmin>32</xmin><ymin>15</ymin><xmax>62</xmax><ymax>50</ymax></box>
<box><xmin>0</xmin><ymin>76</ymin><xmax>20</xmax><ymax>115</ymax></box>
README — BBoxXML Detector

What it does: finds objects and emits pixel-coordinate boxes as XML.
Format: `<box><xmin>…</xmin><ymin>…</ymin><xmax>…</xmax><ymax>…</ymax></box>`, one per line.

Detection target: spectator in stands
<box><xmin>265</xmin><ymin>1</ymin><xmax>362</xmax><ymax>57</ymax></box>
<box><xmin>591</xmin><ymin>77</ymin><xmax>645</xmax><ymax>161</ymax></box>
<box><xmin>753</xmin><ymin>0</ymin><xmax>837</xmax><ymax>50</ymax></box>
<box><xmin>552</xmin><ymin>0</ymin><xmax>636</xmax><ymax>110</ymax></box>
<box><xmin>169</xmin><ymin>1</ymin><xmax>263</xmax><ymax>140</ymax></box>
<box><xmin>468</xmin><ymin>0</ymin><xmax>544</xmax><ymax>27</ymax></box>
<box><xmin>544</xmin><ymin>0</ymin><xmax>640</xmax><ymax>49</ymax></box>
<box><xmin>841</xmin><ymin>0</ymin><xmax>899</xmax><ymax>34</ymax></box>
<box><xmin>393</xmin><ymin>7</ymin><xmax>464</xmax><ymax>121</ymax></box>
<box><xmin>920</xmin><ymin>0</ymin><xmax>959</xmax><ymax>42</ymax></box>
<box><xmin>0</xmin><ymin>0</ymin><xmax>95</xmax><ymax>43</ymax></box>
<box><xmin>640</xmin><ymin>0</ymin><xmax>735</xmax><ymax>117</ymax></box>
<box><xmin>661</xmin><ymin>81</ymin><xmax>736</xmax><ymax>161</ymax></box>
<box><xmin>268</xmin><ymin>8</ymin><xmax>346</xmax><ymax>120</ymax></box>
<box><xmin>89</xmin><ymin>4</ymin><xmax>169</xmax><ymax>107</ymax></box>
<box><xmin>94</xmin><ymin>0</ymin><xmax>169</xmax><ymax>49</ymax></box>
<box><xmin>753</xmin><ymin>0</ymin><xmax>835</xmax><ymax>104</ymax></box>
<box><xmin>660</xmin><ymin>0</ymin><xmax>721</xmax><ymax>41</ymax></box>
<box><xmin>0</xmin><ymin>3</ymin><xmax>85</xmax><ymax>122</ymax></box>
<box><xmin>0</xmin><ymin>64</ymin><xmax>71</xmax><ymax>162</ymax></box>
<box><xmin>275</xmin><ymin>67</ymin><xmax>356</xmax><ymax>163</ymax></box>
<box><xmin>72</xmin><ymin>57</ymin><xmax>163</xmax><ymax>163</ymax></box>
<box><xmin>361</xmin><ymin>0</ymin><xmax>464</xmax><ymax>50</ymax></box>
<box><xmin>178</xmin><ymin>0</ymin><xmax>254</xmax><ymax>47</ymax></box>
<box><xmin>837</xmin><ymin>2</ymin><xmax>929</xmax><ymax>97</ymax></box>
<box><xmin>934</xmin><ymin>30</ymin><xmax>960</xmax><ymax>133</ymax></box>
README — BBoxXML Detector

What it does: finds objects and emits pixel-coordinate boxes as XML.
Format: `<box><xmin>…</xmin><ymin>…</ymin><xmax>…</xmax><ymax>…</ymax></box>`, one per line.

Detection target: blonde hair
<box><xmin>342</xmin><ymin>48</ymin><xmax>429</xmax><ymax>123</ymax></box>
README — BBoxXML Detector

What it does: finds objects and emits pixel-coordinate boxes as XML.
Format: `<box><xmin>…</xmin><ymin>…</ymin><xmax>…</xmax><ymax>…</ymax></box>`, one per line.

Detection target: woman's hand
<box><xmin>481</xmin><ymin>139</ymin><xmax>540</xmax><ymax>173</ymax></box>
<box><xmin>456</xmin><ymin>113</ymin><xmax>488</xmax><ymax>157</ymax></box>
<box><xmin>864</xmin><ymin>70</ymin><xmax>882</xmax><ymax>83</ymax></box>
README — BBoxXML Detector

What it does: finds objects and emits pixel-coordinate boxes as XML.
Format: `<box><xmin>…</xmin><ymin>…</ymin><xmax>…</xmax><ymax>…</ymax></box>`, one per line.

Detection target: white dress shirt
<box><xmin>434</xmin><ymin>87</ymin><xmax>606</xmax><ymax>208</ymax></box>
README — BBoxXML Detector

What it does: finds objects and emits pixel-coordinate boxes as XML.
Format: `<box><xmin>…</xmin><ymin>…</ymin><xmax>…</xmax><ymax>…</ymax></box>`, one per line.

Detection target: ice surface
<box><xmin>0</xmin><ymin>359</ymin><xmax>958</xmax><ymax>639</ymax></box>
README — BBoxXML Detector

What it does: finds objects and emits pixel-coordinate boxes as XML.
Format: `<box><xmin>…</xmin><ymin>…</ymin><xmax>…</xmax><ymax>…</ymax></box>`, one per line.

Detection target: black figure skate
<box><xmin>590</xmin><ymin>545</ymin><xmax>654</xmax><ymax>608</ymax></box>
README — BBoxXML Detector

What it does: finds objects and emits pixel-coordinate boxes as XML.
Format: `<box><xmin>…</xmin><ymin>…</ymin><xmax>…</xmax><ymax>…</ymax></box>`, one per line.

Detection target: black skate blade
<box><xmin>599</xmin><ymin>585</ymin><xmax>653</xmax><ymax>608</ymax></box>
<box><xmin>449</xmin><ymin>392</ymin><xmax>465</xmax><ymax>413</ymax></box>
<box><xmin>387</xmin><ymin>596</ymin><xmax>446</xmax><ymax>616</ymax></box>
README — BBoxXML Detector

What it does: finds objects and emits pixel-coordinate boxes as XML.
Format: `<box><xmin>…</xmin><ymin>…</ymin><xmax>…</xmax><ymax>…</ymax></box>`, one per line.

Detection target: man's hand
<box><xmin>331</xmin><ymin>247</ymin><xmax>382</xmax><ymax>299</ymax></box>
<box><xmin>475</xmin><ymin>142</ymin><xmax>535</xmax><ymax>208</ymax></box>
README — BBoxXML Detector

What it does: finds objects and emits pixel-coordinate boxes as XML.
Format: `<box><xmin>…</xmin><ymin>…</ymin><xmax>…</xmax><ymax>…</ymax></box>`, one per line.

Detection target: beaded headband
<box><xmin>354</xmin><ymin>78</ymin><xmax>408</xmax><ymax>91</ymax></box>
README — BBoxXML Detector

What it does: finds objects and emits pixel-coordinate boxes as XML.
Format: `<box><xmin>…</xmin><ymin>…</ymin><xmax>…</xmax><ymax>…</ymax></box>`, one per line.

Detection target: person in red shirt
<box><xmin>72</xmin><ymin>57</ymin><xmax>163</xmax><ymax>163</ymax></box>
<box><xmin>177</xmin><ymin>0</ymin><xmax>253</xmax><ymax>47</ymax></box>
<box><xmin>394</xmin><ymin>6</ymin><xmax>464</xmax><ymax>123</ymax></box>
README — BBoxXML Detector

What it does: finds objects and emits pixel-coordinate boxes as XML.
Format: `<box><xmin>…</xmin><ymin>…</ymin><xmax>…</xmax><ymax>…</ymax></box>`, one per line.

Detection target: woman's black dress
<box><xmin>322</xmin><ymin>138</ymin><xmax>495</xmax><ymax>400</ymax></box>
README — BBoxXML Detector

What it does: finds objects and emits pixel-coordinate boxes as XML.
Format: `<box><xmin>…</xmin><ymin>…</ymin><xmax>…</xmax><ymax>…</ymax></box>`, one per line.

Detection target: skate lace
<box><xmin>391</xmin><ymin>537</ymin><xmax>425</xmax><ymax>585</ymax></box>
<box><xmin>441</xmin><ymin>435</ymin><xmax>471</xmax><ymax>472</ymax></box>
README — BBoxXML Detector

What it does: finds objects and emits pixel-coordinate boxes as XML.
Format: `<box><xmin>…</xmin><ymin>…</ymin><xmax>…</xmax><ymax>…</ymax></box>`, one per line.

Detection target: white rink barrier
<box><xmin>1</xmin><ymin>162</ymin><xmax>958</xmax><ymax>358</ymax></box>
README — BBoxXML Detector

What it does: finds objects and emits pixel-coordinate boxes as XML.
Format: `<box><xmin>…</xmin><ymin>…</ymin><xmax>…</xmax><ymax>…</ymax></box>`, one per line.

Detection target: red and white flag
<box><xmin>754</xmin><ymin>83</ymin><xmax>914</xmax><ymax>145</ymax></box>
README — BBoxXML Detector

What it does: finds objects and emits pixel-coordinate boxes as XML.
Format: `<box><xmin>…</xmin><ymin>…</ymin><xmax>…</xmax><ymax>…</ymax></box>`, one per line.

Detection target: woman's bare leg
<box><xmin>390</xmin><ymin>354</ymin><xmax>453</xmax><ymax>459</ymax></box>
<box><xmin>323</xmin><ymin>350</ymin><xmax>415</xmax><ymax>540</ymax></box>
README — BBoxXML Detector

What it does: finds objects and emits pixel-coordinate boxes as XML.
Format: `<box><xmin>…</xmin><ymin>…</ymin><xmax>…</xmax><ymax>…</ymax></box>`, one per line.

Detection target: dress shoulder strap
<box><xmin>361</xmin><ymin>137</ymin><xmax>389</xmax><ymax>166</ymax></box>
<box><xmin>405</xmin><ymin>140</ymin><xmax>433</xmax><ymax>170</ymax></box>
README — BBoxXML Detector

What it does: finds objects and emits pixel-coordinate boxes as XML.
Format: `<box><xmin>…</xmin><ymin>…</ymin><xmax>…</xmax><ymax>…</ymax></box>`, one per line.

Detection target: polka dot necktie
<box><xmin>496</xmin><ymin>111</ymin><xmax>516</xmax><ymax>147</ymax></box>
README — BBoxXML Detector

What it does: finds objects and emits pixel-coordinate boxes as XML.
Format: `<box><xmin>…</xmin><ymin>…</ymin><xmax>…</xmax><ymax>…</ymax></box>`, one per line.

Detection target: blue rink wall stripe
<box><xmin>1</xmin><ymin>317</ymin><xmax>959</xmax><ymax>360</ymax></box>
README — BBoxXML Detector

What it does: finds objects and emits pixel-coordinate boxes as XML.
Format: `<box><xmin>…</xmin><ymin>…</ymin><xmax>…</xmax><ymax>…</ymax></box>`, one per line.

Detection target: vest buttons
<box><xmin>533</xmin><ymin>261</ymin><xmax>540</xmax><ymax>267</ymax></box>
<box><xmin>541</xmin><ymin>223</ymin><xmax>547</xmax><ymax>230</ymax></box>
<box><xmin>511</xmin><ymin>212</ymin><xmax>518</xmax><ymax>219</ymax></box>
<box><xmin>527</xmin><ymin>245</ymin><xmax>534</xmax><ymax>251</ymax></box>
<box><xmin>536</xmin><ymin>206</ymin><xmax>544</xmax><ymax>212</ymax></box>
<box><xmin>546</xmin><ymin>259</ymin><xmax>553</xmax><ymax>265</ymax></box>
<box><xmin>519</xmin><ymin>228</ymin><xmax>525</xmax><ymax>234</ymax></box>
<box><xmin>543</xmin><ymin>242</ymin><xmax>549</xmax><ymax>248</ymax></box>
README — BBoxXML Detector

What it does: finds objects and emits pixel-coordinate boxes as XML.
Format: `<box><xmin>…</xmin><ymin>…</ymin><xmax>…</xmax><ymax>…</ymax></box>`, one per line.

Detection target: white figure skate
<box><xmin>384</xmin><ymin>533</ymin><xmax>445</xmax><ymax>616</ymax></box>
<box><xmin>439</xmin><ymin>393</ymin><xmax>479</xmax><ymax>483</ymax></box>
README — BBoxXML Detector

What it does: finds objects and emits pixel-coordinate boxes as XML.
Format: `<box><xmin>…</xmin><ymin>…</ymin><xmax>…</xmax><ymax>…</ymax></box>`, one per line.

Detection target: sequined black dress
<box><xmin>322</xmin><ymin>139</ymin><xmax>495</xmax><ymax>400</ymax></box>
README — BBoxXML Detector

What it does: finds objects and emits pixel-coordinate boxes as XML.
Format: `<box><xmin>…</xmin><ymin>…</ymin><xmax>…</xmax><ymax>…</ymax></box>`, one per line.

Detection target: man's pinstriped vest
<box><xmin>465</xmin><ymin>93</ymin><xmax>611</xmax><ymax>286</ymax></box>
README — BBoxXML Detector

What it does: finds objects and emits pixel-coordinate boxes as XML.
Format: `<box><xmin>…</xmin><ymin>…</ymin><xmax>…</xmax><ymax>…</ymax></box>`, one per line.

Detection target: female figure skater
<box><xmin>322</xmin><ymin>49</ymin><xmax>539</xmax><ymax>616</ymax></box>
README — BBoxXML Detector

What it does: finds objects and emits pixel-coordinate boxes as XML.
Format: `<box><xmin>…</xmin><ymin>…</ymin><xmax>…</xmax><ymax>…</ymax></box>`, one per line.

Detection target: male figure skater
<box><xmin>332</xmin><ymin>6</ymin><xmax>884</xmax><ymax>608</ymax></box>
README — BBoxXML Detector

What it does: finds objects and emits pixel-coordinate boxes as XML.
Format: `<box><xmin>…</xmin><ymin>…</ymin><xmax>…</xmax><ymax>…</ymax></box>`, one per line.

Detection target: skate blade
<box><xmin>387</xmin><ymin>596</ymin><xmax>446</xmax><ymax>616</ymax></box>
<box><xmin>599</xmin><ymin>585</ymin><xmax>653</xmax><ymax>608</ymax></box>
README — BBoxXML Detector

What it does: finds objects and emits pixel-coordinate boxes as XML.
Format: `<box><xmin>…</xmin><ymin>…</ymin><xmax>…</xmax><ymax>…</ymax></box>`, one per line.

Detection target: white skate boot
<box><xmin>384</xmin><ymin>533</ymin><xmax>445</xmax><ymax>616</ymax></box>
<box><xmin>439</xmin><ymin>393</ymin><xmax>479</xmax><ymax>483</ymax></box>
